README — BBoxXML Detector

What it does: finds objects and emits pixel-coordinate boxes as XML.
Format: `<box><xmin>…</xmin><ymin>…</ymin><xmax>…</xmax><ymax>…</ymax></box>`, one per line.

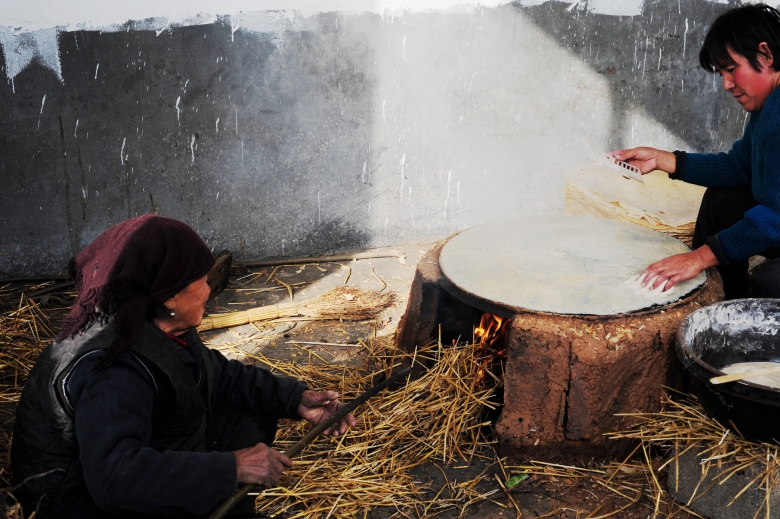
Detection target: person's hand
<box><xmin>233</xmin><ymin>443</ymin><xmax>293</xmax><ymax>487</ymax></box>
<box><xmin>609</xmin><ymin>147</ymin><xmax>676</xmax><ymax>174</ymax></box>
<box><xmin>297</xmin><ymin>389</ymin><xmax>356</xmax><ymax>438</ymax></box>
<box><xmin>640</xmin><ymin>245</ymin><xmax>719</xmax><ymax>290</ymax></box>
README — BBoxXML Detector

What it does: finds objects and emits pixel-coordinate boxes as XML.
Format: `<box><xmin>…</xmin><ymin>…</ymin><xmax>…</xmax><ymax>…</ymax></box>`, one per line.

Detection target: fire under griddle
<box><xmin>397</xmin><ymin>215</ymin><xmax>724</xmax><ymax>461</ymax></box>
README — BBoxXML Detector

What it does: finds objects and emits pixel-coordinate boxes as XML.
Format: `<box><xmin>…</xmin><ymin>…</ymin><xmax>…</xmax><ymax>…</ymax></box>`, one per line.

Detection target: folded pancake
<box><xmin>565</xmin><ymin>161</ymin><xmax>705</xmax><ymax>245</ymax></box>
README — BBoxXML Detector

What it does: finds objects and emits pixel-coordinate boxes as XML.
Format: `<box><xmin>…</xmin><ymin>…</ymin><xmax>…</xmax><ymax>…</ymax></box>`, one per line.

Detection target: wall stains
<box><xmin>0</xmin><ymin>2</ymin><xmax>746</xmax><ymax>275</ymax></box>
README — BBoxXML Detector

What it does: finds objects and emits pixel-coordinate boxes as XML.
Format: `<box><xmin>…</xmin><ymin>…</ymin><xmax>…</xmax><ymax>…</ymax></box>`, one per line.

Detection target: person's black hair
<box><xmin>700</xmin><ymin>4</ymin><xmax>780</xmax><ymax>73</ymax></box>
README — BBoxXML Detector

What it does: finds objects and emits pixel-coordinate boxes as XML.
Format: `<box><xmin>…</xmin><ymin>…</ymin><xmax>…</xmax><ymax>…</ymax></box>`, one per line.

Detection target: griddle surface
<box><xmin>439</xmin><ymin>215</ymin><xmax>706</xmax><ymax>316</ymax></box>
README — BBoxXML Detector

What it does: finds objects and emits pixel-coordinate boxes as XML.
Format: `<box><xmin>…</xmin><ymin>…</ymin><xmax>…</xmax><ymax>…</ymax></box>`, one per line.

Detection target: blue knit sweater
<box><xmin>677</xmin><ymin>86</ymin><xmax>780</xmax><ymax>264</ymax></box>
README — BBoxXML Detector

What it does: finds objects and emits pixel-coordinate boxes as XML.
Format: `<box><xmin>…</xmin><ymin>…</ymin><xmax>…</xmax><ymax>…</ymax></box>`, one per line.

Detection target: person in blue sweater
<box><xmin>613</xmin><ymin>4</ymin><xmax>780</xmax><ymax>299</ymax></box>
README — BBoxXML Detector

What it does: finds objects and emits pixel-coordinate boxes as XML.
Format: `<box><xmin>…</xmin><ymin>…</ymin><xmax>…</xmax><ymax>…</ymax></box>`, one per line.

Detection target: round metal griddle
<box><xmin>439</xmin><ymin>215</ymin><xmax>707</xmax><ymax>317</ymax></box>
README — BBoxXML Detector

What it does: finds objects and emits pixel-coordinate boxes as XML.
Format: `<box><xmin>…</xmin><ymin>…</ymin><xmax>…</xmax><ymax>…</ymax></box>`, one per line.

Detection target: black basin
<box><xmin>676</xmin><ymin>299</ymin><xmax>780</xmax><ymax>443</ymax></box>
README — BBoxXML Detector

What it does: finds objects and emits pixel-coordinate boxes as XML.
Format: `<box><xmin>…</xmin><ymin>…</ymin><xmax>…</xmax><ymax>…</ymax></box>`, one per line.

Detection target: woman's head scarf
<box><xmin>58</xmin><ymin>215</ymin><xmax>215</xmax><ymax>364</ymax></box>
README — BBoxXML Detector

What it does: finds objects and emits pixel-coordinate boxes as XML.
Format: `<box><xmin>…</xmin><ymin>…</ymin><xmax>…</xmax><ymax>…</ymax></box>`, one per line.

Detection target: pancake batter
<box><xmin>721</xmin><ymin>361</ymin><xmax>780</xmax><ymax>388</ymax></box>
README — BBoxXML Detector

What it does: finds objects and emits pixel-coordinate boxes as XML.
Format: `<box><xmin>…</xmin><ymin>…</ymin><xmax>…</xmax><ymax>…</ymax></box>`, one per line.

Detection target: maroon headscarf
<box><xmin>58</xmin><ymin>215</ymin><xmax>215</xmax><ymax>364</ymax></box>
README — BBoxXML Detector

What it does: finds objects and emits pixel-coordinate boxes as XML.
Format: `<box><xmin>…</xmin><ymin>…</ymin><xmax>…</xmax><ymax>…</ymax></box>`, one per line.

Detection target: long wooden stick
<box><xmin>710</xmin><ymin>365</ymin><xmax>780</xmax><ymax>385</ymax></box>
<box><xmin>238</xmin><ymin>251</ymin><xmax>403</xmax><ymax>268</ymax></box>
<box><xmin>207</xmin><ymin>367</ymin><xmax>412</xmax><ymax>519</ymax></box>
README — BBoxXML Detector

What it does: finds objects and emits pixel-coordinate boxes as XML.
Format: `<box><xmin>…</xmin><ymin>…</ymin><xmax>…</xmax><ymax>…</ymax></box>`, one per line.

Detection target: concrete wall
<box><xmin>0</xmin><ymin>0</ymin><xmax>745</xmax><ymax>275</ymax></box>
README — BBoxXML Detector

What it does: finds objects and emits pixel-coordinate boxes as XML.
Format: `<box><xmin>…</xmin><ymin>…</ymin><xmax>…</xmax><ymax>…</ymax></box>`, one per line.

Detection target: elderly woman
<box><xmin>11</xmin><ymin>215</ymin><xmax>355</xmax><ymax>518</ymax></box>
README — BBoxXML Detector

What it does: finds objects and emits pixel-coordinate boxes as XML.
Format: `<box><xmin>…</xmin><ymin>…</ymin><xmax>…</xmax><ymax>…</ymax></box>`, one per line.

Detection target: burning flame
<box><xmin>474</xmin><ymin>313</ymin><xmax>505</xmax><ymax>348</ymax></box>
<box><xmin>473</xmin><ymin>313</ymin><xmax>508</xmax><ymax>388</ymax></box>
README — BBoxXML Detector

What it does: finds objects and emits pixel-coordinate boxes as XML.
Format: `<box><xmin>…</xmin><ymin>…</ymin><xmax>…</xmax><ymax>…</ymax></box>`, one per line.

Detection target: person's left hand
<box><xmin>640</xmin><ymin>245</ymin><xmax>719</xmax><ymax>290</ymax></box>
<box><xmin>297</xmin><ymin>390</ymin><xmax>356</xmax><ymax>437</ymax></box>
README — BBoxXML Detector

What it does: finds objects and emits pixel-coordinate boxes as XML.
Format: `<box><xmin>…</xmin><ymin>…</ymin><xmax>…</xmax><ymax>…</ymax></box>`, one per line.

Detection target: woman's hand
<box><xmin>610</xmin><ymin>147</ymin><xmax>677</xmax><ymax>174</ymax></box>
<box><xmin>640</xmin><ymin>245</ymin><xmax>719</xmax><ymax>290</ymax></box>
<box><xmin>233</xmin><ymin>443</ymin><xmax>293</xmax><ymax>487</ymax></box>
<box><xmin>297</xmin><ymin>390</ymin><xmax>356</xmax><ymax>438</ymax></box>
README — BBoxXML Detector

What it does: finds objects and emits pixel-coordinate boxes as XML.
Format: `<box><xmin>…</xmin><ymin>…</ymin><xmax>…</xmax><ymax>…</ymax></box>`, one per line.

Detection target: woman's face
<box><xmin>717</xmin><ymin>46</ymin><xmax>780</xmax><ymax>112</ymax></box>
<box><xmin>157</xmin><ymin>275</ymin><xmax>211</xmax><ymax>335</ymax></box>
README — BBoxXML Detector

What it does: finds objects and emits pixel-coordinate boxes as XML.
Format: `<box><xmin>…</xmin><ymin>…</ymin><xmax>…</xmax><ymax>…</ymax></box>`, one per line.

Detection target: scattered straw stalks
<box><xmin>494</xmin><ymin>455</ymin><xmax>704</xmax><ymax>519</ymax></box>
<box><xmin>210</xmin><ymin>336</ymin><xmax>501</xmax><ymax>518</ymax></box>
<box><xmin>607</xmin><ymin>389</ymin><xmax>780</xmax><ymax>518</ymax></box>
<box><xmin>0</xmin><ymin>298</ymin><xmax>55</xmax><ymax>407</ymax></box>
<box><xmin>0</xmin><ymin>280</ymin><xmax>754</xmax><ymax>519</ymax></box>
<box><xmin>209</xmin><ymin>326</ymin><xmax>704</xmax><ymax>518</ymax></box>
<box><xmin>209</xmin><ymin>332</ymin><xmax>700</xmax><ymax>518</ymax></box>
<box><xmin>0</xmin><ymin>283</ymin><xmax>74</xmax><ymax>516</ymax></box>
<box><xmin>198</xmin><ymin>287</ymin><xmax>398</xmax><ymax>332</ymax></box>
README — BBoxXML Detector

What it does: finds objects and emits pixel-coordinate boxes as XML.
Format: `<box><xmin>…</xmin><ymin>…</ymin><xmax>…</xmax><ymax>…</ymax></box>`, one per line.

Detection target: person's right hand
<box><xmin>609</xmin><ymin>147</ymin><xmax>676</xmax><ymax>174</ymax></box>
<box><xmin>233</xmin><ymin>443</ymin><xmax>293</xmax><ymax>487</ymax></box>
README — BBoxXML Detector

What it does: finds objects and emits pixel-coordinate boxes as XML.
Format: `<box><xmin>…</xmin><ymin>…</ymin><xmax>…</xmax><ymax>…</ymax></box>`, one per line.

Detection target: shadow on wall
<box><xmin>519</xmin><ymin>0</ymin><xmax>744</xmax><ymax>153</ymax></box>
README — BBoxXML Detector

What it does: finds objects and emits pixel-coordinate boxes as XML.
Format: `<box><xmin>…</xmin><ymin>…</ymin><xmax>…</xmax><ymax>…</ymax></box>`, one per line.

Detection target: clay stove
<box><xmin>397</xmin><ymin>215</ymin><xmax>723</xmax><ymax>461</ymax></box>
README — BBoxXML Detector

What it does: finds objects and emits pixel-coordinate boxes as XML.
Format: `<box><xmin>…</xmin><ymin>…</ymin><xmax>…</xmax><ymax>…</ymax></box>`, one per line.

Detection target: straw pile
<box><xmin>0</xmin><ymin>280</ymin><xmax>724</xmax><ymax>519</ymax></box>
<box><xmin>0</xmin><ymin>282</ymin><xmax>75</xmax><ymax>518</ymax></box>
<box><xmin>198</xmin><ymin>287</ymin><xmax>398</xmax><ymax>332</ymax></box>
<box><xmin>210</xmin><ymin>335</ymin><xmax>502</xmax><ymax>518</ymax></box>
<box><xmin>565</xmin><ymin>162</ymin><xmax>705</xmax><ymax>245</ymax></box>
<box><xmin>212</xmin><ymin>332</ymin><xmax>706</xmax><ymax>518</ymax></box>
<box><xmin>0</xmin><ymin>298</ymin><xmax>55</xmax><ymax>398</ymax></box>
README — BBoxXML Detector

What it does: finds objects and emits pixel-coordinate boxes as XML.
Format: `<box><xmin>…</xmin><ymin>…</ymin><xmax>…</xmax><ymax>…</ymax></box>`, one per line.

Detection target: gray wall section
<box><xmin>526</xmin><ymin>0</ymin><xmax>739</xmax><ymax>150</ymax></box>
<box><xmin>0</xmin><ymin>1</ymin><xmax>744</xmax><ymax>275</ymax></box>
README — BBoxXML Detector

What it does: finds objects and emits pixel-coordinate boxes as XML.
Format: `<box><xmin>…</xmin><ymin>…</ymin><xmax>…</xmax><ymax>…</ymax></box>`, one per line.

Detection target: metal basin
<box><xmin>676</xmin><ymin>299</ymin><xmax>780</xmax><ymax>442</ymax></box>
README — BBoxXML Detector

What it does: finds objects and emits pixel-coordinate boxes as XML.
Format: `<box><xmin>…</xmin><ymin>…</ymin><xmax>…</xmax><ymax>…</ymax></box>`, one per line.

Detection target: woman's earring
<box><xmin>169</xmin><ymin>309</ymin><xmax>175</xmax><ymax>317</ymax></box>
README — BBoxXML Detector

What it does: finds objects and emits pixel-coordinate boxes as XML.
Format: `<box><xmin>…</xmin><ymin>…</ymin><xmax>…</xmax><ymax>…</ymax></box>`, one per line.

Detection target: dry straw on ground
<box><xmin>213</xmin><ymin>333</ymin><xmax>707</xmax><ymax>519</ymax></box>
<box><xmin>0</xmin><ymin>288</ymin><xmax>67</xmax><ymax>485</ymax></box>
<box><xmin>0</xmin><ymin>282</ymin><xmax>75</xmax><ymax>518</ymax></box>
<box><xmin>213</xmin><ymin>336</ymin><xmax>502</xmax><ymax>518</ymax></box>
<box><xmin>607</xmin><ymin>389</ymin><xmax>780</xmax><ymax>519</ymax></box>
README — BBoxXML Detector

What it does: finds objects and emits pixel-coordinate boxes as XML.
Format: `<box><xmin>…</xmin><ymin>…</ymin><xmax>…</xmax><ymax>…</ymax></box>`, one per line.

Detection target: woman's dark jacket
<box><xmin>11</xmin><ymin>321</ymin><xmax>307</xmax><ymax>518</ymax></box>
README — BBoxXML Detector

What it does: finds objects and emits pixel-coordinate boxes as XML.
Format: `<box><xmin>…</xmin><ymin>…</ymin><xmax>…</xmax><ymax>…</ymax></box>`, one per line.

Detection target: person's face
<box><xmin>717</xmin><ymin>45</ymin><xmax>780</xmax><ymax>112</ymax></box>
<box><xmin>162</xmin><ymin>275</ymin><xmax>211</xmax><ymax>332</ymax></box>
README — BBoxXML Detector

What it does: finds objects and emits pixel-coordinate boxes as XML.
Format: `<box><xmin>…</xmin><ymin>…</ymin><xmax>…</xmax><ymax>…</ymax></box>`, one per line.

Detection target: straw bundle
<box><xmin>209</xmin><ymin>336</ymin><xmax>501</xmax><ymax>518</ymax></box>
<box><xmin>198</xmin><ymin>287</ymin><xmax>398</xmax><ymax>332</ymax></box>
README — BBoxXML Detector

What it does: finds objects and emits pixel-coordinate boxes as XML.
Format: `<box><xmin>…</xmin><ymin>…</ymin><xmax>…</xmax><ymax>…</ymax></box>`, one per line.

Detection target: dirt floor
<box><xmin>0</xmin><ymin>251</ymin><xmax>699</xmax><ymax>518</ymax></box>
<box><xmin>400</xmin><ymin>461</ymin><xmax>691</xmax><ymax>519</ymax></box>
